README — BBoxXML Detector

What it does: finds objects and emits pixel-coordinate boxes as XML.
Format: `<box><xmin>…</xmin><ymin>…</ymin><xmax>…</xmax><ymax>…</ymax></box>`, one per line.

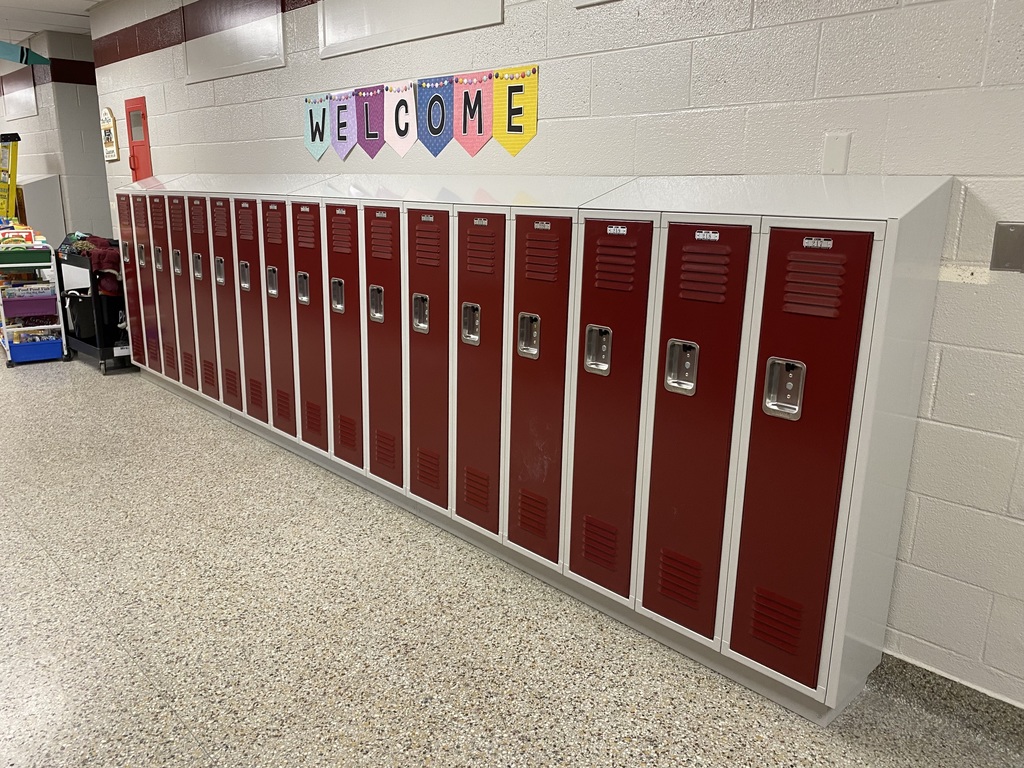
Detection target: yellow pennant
<box><xmin>492</xmin><ymin>64</ymin><xmax>538</xmax><ymax>157</ymax></box>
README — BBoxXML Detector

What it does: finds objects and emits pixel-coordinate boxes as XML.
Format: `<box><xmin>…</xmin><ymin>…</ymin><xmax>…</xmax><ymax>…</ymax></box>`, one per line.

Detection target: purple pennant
<box><xmin>355</xmin><ymin>85</ymin><xmax>386</xmax><ymax>159</ymax></box>
<box><xmin>416</xmin><ymin>77</ymin><xmax>454</xmax><ymax>158</ymax></box>
<box><xmin>330</xmin><ymin>91</ymin><xmax>357</xmax><ymax>160</ymax></box>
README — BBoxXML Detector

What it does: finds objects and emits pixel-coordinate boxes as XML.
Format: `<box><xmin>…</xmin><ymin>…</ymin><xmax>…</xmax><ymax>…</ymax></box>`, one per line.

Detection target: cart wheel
<box><xmin>99</xmin><ymin>360</ymin><xmax>108</xmax><ymax>375</ymax></box>
<box><xmin>5</xmin><ymin>361</ymin><xmax>13</xmax><ymax>369</ymax></box>
<box><xmin>62</xmin><ymin>352</ymin><xmax>74</xmax><ymax>362</ymax></box>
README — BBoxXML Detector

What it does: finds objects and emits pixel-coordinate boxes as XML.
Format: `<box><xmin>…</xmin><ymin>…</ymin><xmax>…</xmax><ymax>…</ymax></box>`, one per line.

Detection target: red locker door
<box><xmin>292</xmin><ymin>201</ymin><xmax>329</xmax><ymax>452</ymax></box>
<box><xmin>643</xmin><ymin>222</ymin><xmax>753</xmax><ymax>638</ymax></box>
<box><xmin>263</xmin><ymin>200</ymin><xmax>296</xmax><ymax>436</ymax></box>
<box><xmin>210</xmin><ymin>198</ymin><xmax>242</xmax><ymax>411</ymax></box>
<box><xmin>116</xmin><ymin>194</ymin><xmax>146</xmax><ymax>365</ymax></box>
<box><xmin>327</xmin><ymin>205</ymin><xmax>363</xmax><ymax>468</ymax></box>
<box><xmin>730</xmin><ymin>227</ymin><xmax>874</xmax><ymax>689</ymax></box>
<box><xmin>568</xmin><ymin>218</ymin><xmax>655</xmax><ymax>597</ymax></box>
<box><xmin>188</xmin><ymin>196</ymin><xmax>219</xmax><ymax>399</ymax></box>
<box><xmin>506</xmin><ymin>214</ymin><xmax>574</xmax><ymax>562</ymax></box>
<box><xmin>235</xmin><ymin>199</ymin><xmax>268</xmax><ymax>423</ymax></box>
<box><xmin>169</xmin><ymin>196</ymin><xmax>199</xmax><ymax>390</ymax></box>
<box><xmin>364</xmin><ymin>205</ymin><xmax>403</xmax><ymax>486</ymax></box>
<box><xmin>132</xmin><ymin>194</ymin><xmax>162</xmax><ymax>373</ymax></box>
<box><xmin>149</xmin><ymin>195</ymin><xmax>178</xmax><ymax>381</ymax></box>
<box><xmin>455</xmin><ymin>211</ymin><xmax>506</xmax><ymax>533</ymax></box>
<box><xmin>407</xmin><ymin>207</ymin><xmax>450</xmax><ymax>508</ymax></box>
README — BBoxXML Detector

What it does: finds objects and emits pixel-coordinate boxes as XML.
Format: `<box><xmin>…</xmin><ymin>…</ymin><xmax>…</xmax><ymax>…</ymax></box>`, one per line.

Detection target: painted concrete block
<box><xmin>591</xmin><ymin>43</ymin><xmax>691</xmax><ymax>117</ymax></box>
<box><xmin>755</xmin><ymin>0</ymin><xmax>897</xmax><ymax>27</ymax></box>
<box><xmin>985</xmin><ymin>596</ymin><xmax>1024</xmax><ymax>678</ymax></box>
<box><xmin>931</xmin><ymin>273</ymin><xmax>1024</xmax><ymax>355</ymax></box>
<box><xmin>538</xmin><ymin>57</ymin><xmax>593</xmax><ymax>119</ymax></box>
<box><xmin>634</xmin><ymin>107</ymin><xmax>746</xmax><ymax>175</ymax></box>
<box><xmin>931</xmin><ymin>346</ymin><xmax>1024</xmax><ymax>437</ymax></box>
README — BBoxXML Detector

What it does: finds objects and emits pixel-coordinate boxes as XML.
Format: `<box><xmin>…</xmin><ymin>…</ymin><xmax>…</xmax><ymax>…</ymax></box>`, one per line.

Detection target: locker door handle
<box><xmin>763</xmin><ymin>357</ymin><xmax>807</xmax><ymax>421</ymax></box>
<box><xmin>583</xmin><ymin>324</ymin><xmax>612</xmax><ymax>375</ymax></box>
<box><xmin>296</xmin><ymin>271</ymin><xmax>310</xmax><ymax>305</ymax></box>
<box><xmin>154</xmin><ymin>246</ymin><xmax>164</xmax><ymax>272</ymax></box>
<box><xmin>412</xmin><ymin>293</ymin><xmax>429</xmax><ymax>333</ymax></box>
<box><xmin>368</xmin><ymin>285</ymin><xmax>384</xmax><ymax>322</ymax></box>
<box><xmin>239</xmin><ymin>261</ymin><xmax>251</xmax><ymax>291</ymax></box>
<box><xmin>192</xmin><ymin>252</ymin><xmax>203</xmax><ymax>280</ymax></box>
<box><xmin>172</xmin><ymin>249</ymin><xmax>182</xmax><ymax>276</ymax></box>
<box><xmin>121</xmin><ymin>241</ymin><xmax>130</xmax><ymax>264</ymax></box>
<box><xmin>137</xmin><ymin>243</ymin><xmax>146</xmax><ymax>268</ymax></box>
<box><xmin>215</xmin><ymin>256</ymin><xmax>226</xmax><ymax>286</ymax></box>
<box><xmin>330</xmin><ymin>278</ymin><xmax>345</xmax><ymax>313</ymax></box>
<box><xmin>461</xmin><ymin>302</ymin><xmax>480</xmax><ymax>345</ymax></box>
<box><xmin>664</xmin><ymin>339</ymin><xmax>699</xmax><ymax>396</ymax></box>
<box><xmin>266</xmin><ymin>266</ymin><xmax>279</xmax><ymax>297</ymax></box>
<box><xmin>516</xmin><ymin>312</ymin><xmax>540</xmax><ymax>359</ymax></box>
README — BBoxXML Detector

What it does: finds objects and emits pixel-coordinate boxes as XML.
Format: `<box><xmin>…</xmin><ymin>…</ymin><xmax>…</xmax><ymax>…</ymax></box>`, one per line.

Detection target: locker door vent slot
<box><xmin>368</xmin><ymin>285</ymin><xmax>384</xmax><ymax>322</ymax></box>
<box><xmin>517</xmin><ymin>489</ymin><xmax>548</xmax><ymax>538</ymax></box>
<box><xmin>665</xmin><ymin>339</ymin><xmax>699</xmax><ymax>396</ymax></box>
<box><xmin>190</xmin><ymin>205</ymin><xmax>207</xmax><ymax>236</ymax></box>
<box><xmin>463</xmin><ymin>467</ymin><xmax>490</xmax><ymax>511</ymax></box>
<box><xmin>150</xmin><ymin>200</ymin><xmax>166</xmax><ymax>230</ymax></box>
<box><xmin>465</xmin><ymin>231</ymin><xmax>496</xmax><ymax>274</ymax></box>
<box><xmin>305</xmin><ymin>402</ymin><xmax>323</xmax><ymax>436</ymax></box>
<box><xmin>337</xmin><ymin>415</ymin><xmax>358</xmax><ymax>451</ymax></box>
<box><xmin>169</xmin><ymin>200</ymin><xmax>186</xmax><ymax>232</ymax></box>
<box><xmin>594</xmin><ymin>237</ymin><xmax>637</xmax><ymax>292</ymax></box>
<box><xmin>296</xmin><ymin>271</ymin><xmax>310</xmax><ymax>305</ymax></box>
<box><xmin>680</xmin><ymin>245</ymin><xmax>730</xmax><ymax>303</ymax></box>
<box><xmin>264</xmin><ymin>208</ymin><xmax>284</xmax><ymax>245</ymax></box>
<box><xmin>751</xmin><ymin>588</ymin><xmax>803</xmax><ymax>655</ymax></box>
<box><xmin>117</xmin><ymin>196</ymin><xmax>131</xmax><ymax>221</ymax></box>
<box><xmin>163</xmin><ymin>343</ymin><xmax>176</xmax><ymax>370</ymax></box>
<box><xmin>237</xmin><ymin>206</ymin><xmax>255</xmax><ymax>241</ymax></box>
<box><xmin>412</xmin><ymin>293</ymin><xmax>430</xmax><ymax>333</ymax></box>
<box><xmin>215</xmin><ymin>256</ymin><xmax>226</xmax><ymax>286</ymax></box>
<box><xmin>276</xmin><ymin>390</ymin><xmax>292</xmax><ymax>420</ymax></box>
<box><xmin>154</xmin><ymin>246</ymin><xmax>163</xmax><ymax>272</ymax></box>
<box><xmin>239</xmin><ymin>261</ymin><xmax>251</xmax><ymax>291</ymax></box>
<box><xmin>369</xmin><ymin>217</ymin><xmax>395</xmax><ymax>260</ymax></box>
<box><xmin>132</xmin><ymin>197</ymin><xmax>147</xmax><ymax>227</ymax></box>
<box><xmin>212</xmin><ymin>204</ymin><xmax>229</xmax><ymax>238</ymax></box>
<box><xmin>266</xmin><ymin>267</ymin><xmax>279</xmax><ymax>298</ymax></box>
<box><xmin>784</xmin><ymin>251</ymin><xmax>847</xmax><ymax>318</ymax></box>
<box><xmin>581</xmin><ymin>515</ymin><xmax>617</xmax><ymax>571</ymax></box>
<box><xmin>330</xmin><ymin>215</ymin><xmax>354</xmax><ymax>254</ymax></box>
<box><xmin>249</xmin><ymin>379</ymin><xmax>265</xmax><ymax>409</ymax></box>
<box><xmin>182</xmin><ymin>352</ymin><xmax>196</xmax><ymax>379</ymax></box>
<box><xmin>225</xmin><ymin>369</ymin><xmax>240</xmax><ymax>398</ymax></box>
<box><xmin>414</xmin><ymin>222</ymin><xmax>442</xmax><ymax>267</ymax></box>
<box><xmin>583</xmin><ymin>325</ymin><xmax>612</xmax><ymax>376</ymax></box>
<box><xmin>295</xmin><ymin>211</ymin><xmax>317</xmax><ymax>250</ymax></box>
<box><xmin>331</xmin><ymin>278</ymin><xmax>345</xmax><ymax>313</ymax></box>
<box><xmin>375</xmin><ymin>430</ymin><xmax>397</xmax><ymax>468</ymax></box>
<box><xmin>172</xmin><ymin>249</ymin><xmax>182</xmax><ymax>276</ymax></box>
<box><xmin>524</xmin><ymin>231</ymin><xmax>559</xmax><ymax>282</ymax></box>
<box><xmin>416</xmin><ymin>449</ymin><xmax>440</xmax><ymax>489</ymax></box>
<box><xmin>147</xmin><ymin>338</ymin><xmax>159</xmax><ymax>363</ymax></box>
<box><xmin>202</xmin><ymin>360</ymin><xmax>217</xmax><ymax>388</ymax></box>
<box><xmin>131</xmin><ymin>337</ymin><xmax>145</xmax><ymax>362</ymax></box>
<box><xmin>658</xmin><ymin>549</ymin><xmax>701</xmax><ymax>609</ymax></box>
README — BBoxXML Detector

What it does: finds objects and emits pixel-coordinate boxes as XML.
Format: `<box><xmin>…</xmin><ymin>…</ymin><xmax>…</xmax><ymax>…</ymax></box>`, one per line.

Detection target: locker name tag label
<box><xmin>375</xmin><ymin>211</ymin><xmax>388</xmax><ymax>218</ymax></box>
<box><xmin>335</xmin><ymin>208</ymin><xmax>346</xmax><ymax>215</ymax></box>
<box><xmin>241</xmin><ymin>202</ymin><xmax>250</xmax><ymax>208</ymax></box>
<box><xmin>474</xmin><ymin>218</ymin><xmax>489</xmax><ymax>226</ymax></box>
<box><xmin>421</xmin><ymin>214</ymin><xmax>434</xmax><ymax>222</ymax></box>
<box><xmin>696</xmin><ymin>230</ymin><xmax>720</xmax><ymax>241</ymax></box>
<box><xmin>269</xmin><ymin>204</ymin><xmax>278</xmax><ymax>210</ymax></box>
<box><xmin>607</xmin><ymin>225</ymin><xmax>628</xmax><ymax>235</ymax></box>
<box><xmin>534</xmin><ymin>221</ymin><xmax>551</xmax><ymax>231</ymax></box>
<box><xmin>803</xmin><ymin>237</ymin><xmax>834</xmax><ymax>249</ymax></box>
<box><xmin>300</xmin><ymin>205</ymin><xmax>311</xmax><ymax>212</ymax></box>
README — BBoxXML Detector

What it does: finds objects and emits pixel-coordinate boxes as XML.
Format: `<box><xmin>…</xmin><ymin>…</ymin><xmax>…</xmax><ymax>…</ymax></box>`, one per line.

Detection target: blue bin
<box><xmin>9</xmin><ymin>338</ymin><xmax>63</xmax><ymax>364</ymax></box>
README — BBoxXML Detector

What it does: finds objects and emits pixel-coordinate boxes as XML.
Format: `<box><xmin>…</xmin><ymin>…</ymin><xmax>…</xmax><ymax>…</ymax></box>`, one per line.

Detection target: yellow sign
<box><xmin>492</xmin><ymin>64</ymin><xmax>538</xmax><ymax>157</ymax></box>
<box><xmin>0</xmin><ymin>133</ymin><xmax>19</xmax><ymax>218</ymax></box>
<box><xmin>100</xmin><ymin>107</ymin><xmax>120</xmax><ymax>162</ymax></box>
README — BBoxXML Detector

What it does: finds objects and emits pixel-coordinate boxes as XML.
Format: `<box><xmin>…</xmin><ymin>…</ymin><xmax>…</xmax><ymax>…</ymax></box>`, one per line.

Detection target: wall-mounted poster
<box><xmin>183</xmin><ymin>0</ymin><xmax>285</xmax><ymax>84</ymax></box>
<box><xmin>100</xmin><ymin>107</ymin><xmax>120</xmax><ymax>162</ymax></box>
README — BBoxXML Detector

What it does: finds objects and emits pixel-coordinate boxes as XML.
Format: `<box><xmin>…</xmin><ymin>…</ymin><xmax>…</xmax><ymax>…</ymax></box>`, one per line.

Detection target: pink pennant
<box><xmin>453</xmin><ymin>71</ymin><xmax>493</xmax><ymax>157</ymax></box>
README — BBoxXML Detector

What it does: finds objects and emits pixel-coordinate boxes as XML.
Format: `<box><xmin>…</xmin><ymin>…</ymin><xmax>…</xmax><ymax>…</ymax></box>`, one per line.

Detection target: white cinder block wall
<box><xmin>89</xmin><ymin>0</ymin><xmax>1024</xmax><ymax>707</ymax></box>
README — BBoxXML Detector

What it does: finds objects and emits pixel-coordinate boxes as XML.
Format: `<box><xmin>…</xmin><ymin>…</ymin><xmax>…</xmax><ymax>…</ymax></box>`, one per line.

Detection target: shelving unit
<box><xmin>0</xmin><ymin>242</ymin><xmax>67</xmax><ymax>367</ymax></box>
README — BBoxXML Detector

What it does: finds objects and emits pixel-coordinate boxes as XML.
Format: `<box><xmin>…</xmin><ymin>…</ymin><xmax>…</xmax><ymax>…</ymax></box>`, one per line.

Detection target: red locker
<box><xmin>730</xmin><ymin>227</ymin><xmax>874</xmax><ymax>689</ymax></box>
<box><xmin>131</xmin><ymin>194</ymin><xmax>162</xmax><ymax>373</ymax></box>
<box><xmin>643</xmin><ymin>222</ymin><xmax>753</xmax><ymax>637</ymax></box>
<box><xmin>568</xmin><ymin>218</ymin><xmax>655</xmax><ymax>597</ymax></box>
<box><xmin>326</xmin><ymin>205</ymin><xmax>363</xmax><ymax>468</ymax></box>
<box><xmin>455</xmin><ymin>211</ymin><xmax>507</xmax><ymax>533</ymax></box>
<box><xmin>148</xmin><ymin>195</ymin><xmax>178</xmax><ymax>381</ymax></box>
<box><xmin>234</xmin><ymin>199</ymin><xmax>268</xmax><ymax>423</ymax></box>
<box><xmin>407</xmin><ymin>207</ymin><xmax>450</xmax><ymax>508</ymax></box>
<box><xmin>188</xmin><ymin>196</ymin><xmax>219</xmax><ymax>399</ymax></box>
<box><xmin>506</xmin><ymin>214</ymin><xmax>575</xmax><ymax>561</ymax></box>
<box><xmin>364</xmin><ymin>205</ymin><xmax>403</xmax><ymax>486</ymax></box>
<box><xmin>168</xmin><ymin>196</ymin><xmax>199</xmax><ymax>390</ymax></box>
<box><xmin>262</xmin><ymin>200</ymin><xmax>296</xmax><ymax>436</ymax></box>
<box><xmin>116</xmin><ymin>194</ymin><xmax>146</xmax><ymax>365</ymax></box>
<box><xmin>292</xmin><ymin>200</ymin><xmax>329</xmax><ymax>452</ymax></box>
<box><xmin>210</xmin><ymin>198</ymin><xmax>242</xmax><ymax>411</ymax></box>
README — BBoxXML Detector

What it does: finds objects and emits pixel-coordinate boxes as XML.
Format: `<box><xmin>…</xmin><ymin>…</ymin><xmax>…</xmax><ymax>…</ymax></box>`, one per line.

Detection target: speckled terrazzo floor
<box><xmin>1</xmin><ymin>360</ymin><xmax>1022</xmax><ymax>768</ymax></box>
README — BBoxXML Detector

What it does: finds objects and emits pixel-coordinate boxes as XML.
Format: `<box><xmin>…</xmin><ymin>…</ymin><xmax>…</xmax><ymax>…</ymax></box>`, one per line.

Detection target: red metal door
<box><xmin>188</xmin><ymin>196</ymin><xmax>219</xmax><ymax>399</ymax></box>
<box><xmin>234</xmin><ymin>199</ymin><xmax>268</xmax><ymax>423</ymax></box>
<box><xmin>131</xmin><ymin>194</ymin><xmax>161</xmax><ymax>373</ymax></box>
<box><xmin>455</xmin><ymin>210</ymin><xmax>506</xmax><ymax>533</ymax></box>
<box><xmin>292</xmin><ymin>201</ymin><xmax>329</xmax><ymax>452</ymax></box>
<box><xmin>124</xmin><ymin>97</ymin><xmax>153</xmax><ymax>182</ymax></box>
<box><xmin>263</xmin><ymin>200</ymin><xmax>296</xmax><ymax>436</ymax></box>
<box><xmin>327</xmin><ymin>205</ymin><xmax>363</xmax><ymax>468</ymax></box>
<box><xmin>407</xmin><ymin>207</ymin><xmax>450</xmax><ymax>508</ymax></box>
<box><xmin>364</xmin><ymin>205</ymin><xmax>403</xmax><ymax>486</ymax></box>
<box><xmin>730</xmin><ymin>227</ymin><xmax>874</xmax><ymax>689</ymax></box>
<box><xmin>210</xmin><ymin>198</ymin><xmax>242</xmax><ymax>411</ymax></box>
<box><xmin>643</xmin><ymin>222</ymin><xmax>752</xmax><ymax>637</ymax></box>
<box><xmin>116</xmin><ymin>194</ymin><xmax>145</xmax><ymax>365</ymax></box>
<box><xmin>148</xmin><ymin>195</ymin><xmax>178</xmax><ymax>381</ymax></box>
<box><xmin>506</xmin><ymin>214</ymin><xmax>574</xmax><ymax>562</ymax></box>
<box><xmin>169</xmin><ymin>196</ymin><xmax>199</xmax><ymax>390</ymax></box>
<box><xmin>568</xmin><ymin>218</ymin><xmax>654</xmax><ymax>597</ymax></box>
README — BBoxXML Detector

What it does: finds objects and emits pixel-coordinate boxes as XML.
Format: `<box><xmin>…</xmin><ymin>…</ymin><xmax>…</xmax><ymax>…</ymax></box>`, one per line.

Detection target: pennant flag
<box><xmin>384</xmin><ymin>81</ymin><xmax>418</xmax><ymax>157</ymax></box>
<box><xmin>303</xmin><ymin>94</ymin><xmax>330</xmax><ymax>160</ymax></box>
<box><xmin>416</xmin><ymin>76</ymin><xmax>454</xmax><ymax>158</ymax></box>
<box><xmin>493</xmin><ymin>64</ymin><xmax>538</xmax><ymax>157</ymax></box>
<box><xmin>356</xmin><ymin>85</ymin><xmax>386</xmax><ymax>159</ymax></box>
<box><xmin>330</xmin><ymin>91</ymin><xmax>358</xmax><ymax>160</ymax></box>
<box><xmin>453</xmin><ymin>71</ymin><xmax>493</xmax><ymax>157</ymax></box>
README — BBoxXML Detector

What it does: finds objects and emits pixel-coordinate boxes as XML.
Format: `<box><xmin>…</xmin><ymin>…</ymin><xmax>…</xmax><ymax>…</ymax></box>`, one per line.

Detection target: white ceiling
<box><xmin>0</xmin><ymin>0</ymin><xmax>96</xmax><ymax>44</ymax></box>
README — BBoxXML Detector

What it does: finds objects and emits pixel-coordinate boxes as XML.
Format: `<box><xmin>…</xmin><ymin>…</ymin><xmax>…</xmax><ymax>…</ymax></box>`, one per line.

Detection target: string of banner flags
<box><xmin>303</xmin><ymin>63</ymin><xmax>539</xmax><ymax>161</ymax></box>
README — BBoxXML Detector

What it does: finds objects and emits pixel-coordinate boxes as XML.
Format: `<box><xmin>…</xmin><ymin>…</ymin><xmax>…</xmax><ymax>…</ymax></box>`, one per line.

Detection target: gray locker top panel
<box><xmin>116</xmin><ymin>174</ymin><xmax>189</xmax><ymax>192</ymax></box>
<box><xmin>582</xmin><ymin>175</ymin><xmax>953</xmax><ymax>221</ymax></box>
<box><xmin>117</xmin><ymin>174</ymin><xmax>332</xmax><ymax>197</ymax></box>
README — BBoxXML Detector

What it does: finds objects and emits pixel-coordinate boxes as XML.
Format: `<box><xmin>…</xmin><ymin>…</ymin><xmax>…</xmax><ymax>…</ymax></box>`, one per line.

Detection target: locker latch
<box><xmin>583</xmin><ymin>324</ymin><xmax>612</xmax><ymax>375</ymax></box>
<box><xmin>215</xmin><ymin>256</ymin><xmax>226</xmax><ymax>286</ymax></box>
<box><xmin>172</xmin><ymin>249</ymin><xmax>182</xmax><ymax>276</ymax></box>
<box><xmin>331</xmin><ymin>278</ymin><xmax>345</xmax><ymax>313</ymax></box>
<box><xmin>412</xmin><ymin>293</ymin><xmax>429</xmax><ymax>333</ymax></box>
<box><xmin>461</xmin><ymin>302</ymin><xmax>481</xmax><ymax>345</ymax></box>
<box><xmin>154</xmin><ymin>246</ymin><xmax>164</xmax><ymax>272</ymax></box>
<box><xmin>192</xmin><ymin>252</ymin><xmax>203</xmax><ymax>280</ymax></box>
<box><xmin>121</xmin><ymin>241</ymin><xmax>130</xmax><ymax>264</ymax></box>
<box><xmin>763</xmin><ymin>357</ymin><xmax>807</xmax><ymax>421</ymax></box>
<box><xmin>517</xmin><ymin>312</ymin><xmax>540</xmax><ymax>359</ymax></box>
<box><xmin>665</xmin><ymin>339</ymin><xmax>699</xmax><ymax>396</ymax></box>
<box><xmin>266</xmin><ymin>266</ymin><xmax>279</xmax><ymax>297</ymax></box>
<box><xmin>296</xmin><ymin>271</ymin><xmax>310</xmax><ymax>305</ymax></box>
<box><xmin>137</xmin><ymin>243</ymin><xmax>147</xmax><ymax>268</ymax></box>
<box><xmin>239</xmin><ymin>261</ymin><xmax>251</xmax><ymax>291</ymax></box>
<box><xmin>369</xmin><ymin>285</ymin><xmax>384</xmax><ymax>322</ymax></box>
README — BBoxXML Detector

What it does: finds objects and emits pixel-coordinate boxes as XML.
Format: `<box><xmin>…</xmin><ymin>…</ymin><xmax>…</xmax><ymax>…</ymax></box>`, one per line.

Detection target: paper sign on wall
<box><xmin>384</xmin><ymin>81</ymin><xmax>417</xmax><ymax>157</ymax></box>
<box><xmin>453</xmin><ymin>71</ymin><xmax>493</xmax><ymax>157</ymax></box>
<box><xmin>330</xmin><ymin>91</ymin><xmax>357</xmax><ymax>160</ymax></box>
<box><xmin>100</xmin><ymin>107</ymin><xmax>120</xmax><ymax>162</ymax></box>
<box><xmin>492</xmin><ymin>64</ymin><xmax>538</xmax><ymax>157</ymax></box>
<box><xmin>356</xmin><ymin>85</ymin><xmax>386</xmax><ymax>159</ymax></box>
<box><xmin>304</xmin><ymin>94</ymin><xmax>330</xmax><ymax>160</ymax></box>
<box><xmin>416</xmin><ymin>76</ymin><xmax>454</xmax><ymax>158</ymax></box>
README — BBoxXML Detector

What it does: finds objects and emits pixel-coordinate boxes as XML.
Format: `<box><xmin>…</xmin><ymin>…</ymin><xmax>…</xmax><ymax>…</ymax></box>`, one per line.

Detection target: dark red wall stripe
<box><xmin>184</xmin><ymin>0</ymin><xmax>278</xmax><ymax>41</ymax></box>
<box><xmin>0</xmin><ymin>66</ymin><xmax>34</xmax><ymax>94</ymax></box>
<box><xmin>32</xmin><ymin>59</ymin><xmax>98</xmax><ymax>87</ymax></box>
